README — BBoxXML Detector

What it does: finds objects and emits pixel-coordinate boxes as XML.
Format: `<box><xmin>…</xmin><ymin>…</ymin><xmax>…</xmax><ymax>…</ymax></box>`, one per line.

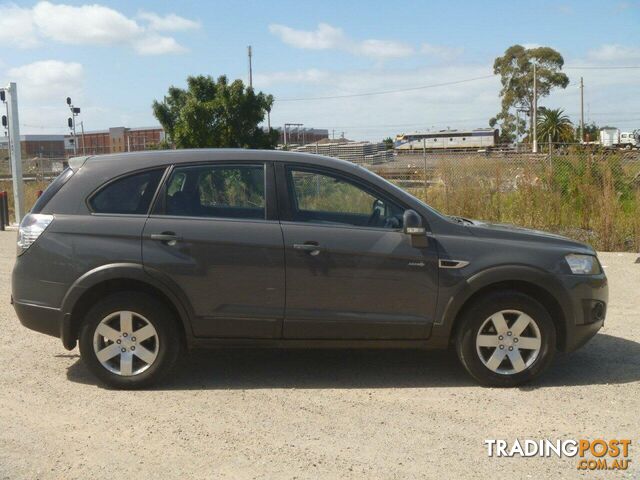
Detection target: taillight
<box><xmin>17</xmin><ymin>213</ymin><xmax>53</xmax><ymax>256</ymax></box>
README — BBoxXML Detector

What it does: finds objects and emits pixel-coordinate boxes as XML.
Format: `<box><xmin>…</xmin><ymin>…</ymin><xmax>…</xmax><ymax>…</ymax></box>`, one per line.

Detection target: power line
<box><xmin>275</xmin><ymin>74</ymin><xmax>496</xmax><ymax>102</ymax></box>
<box><xmin>275</xmin><ymin>65</ymin><xmax>638</xmax><ymax>103</ymax></box>
<box><xmin>565</xmin><ymin>65</ymin><xmax>640</xmax><ymax>70</ymax></box>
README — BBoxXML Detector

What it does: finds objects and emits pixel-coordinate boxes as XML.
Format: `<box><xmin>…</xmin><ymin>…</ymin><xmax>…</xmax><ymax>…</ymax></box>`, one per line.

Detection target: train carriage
<box><xmin>395</xmin><ymin>128</ymin><xmax>499</xmax><ymax>151</ymax></box>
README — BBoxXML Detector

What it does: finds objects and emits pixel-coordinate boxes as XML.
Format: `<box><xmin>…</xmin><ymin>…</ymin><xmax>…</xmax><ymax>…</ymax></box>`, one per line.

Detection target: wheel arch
<box><xmin>61</xmin><ymin>263</ymin><xmax>193</xmax><ymax>350</ymax></box>
<box><xmin>442</xmin><ymin>265</ymin><xmax>571</xmax><ymax>351</ymax></box>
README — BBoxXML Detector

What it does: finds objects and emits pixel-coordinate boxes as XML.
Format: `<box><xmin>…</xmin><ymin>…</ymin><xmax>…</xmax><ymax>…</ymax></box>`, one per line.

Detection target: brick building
<box><xmin>74</xmin><ymin>126</ymin><xmax>165</xmax><ymax>155</ymax></box>
<box><xmin>0</xmin><ymin>134</ymin><xmax>67</xmax><ymax>158</ymax></box>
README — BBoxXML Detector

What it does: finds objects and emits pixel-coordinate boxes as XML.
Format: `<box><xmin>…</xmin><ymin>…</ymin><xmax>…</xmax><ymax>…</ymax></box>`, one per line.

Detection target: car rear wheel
<box><xmin>455</xmin><ymin>291</ymin><xmax>556</xmax><ymax>387</ymax></box>
<box><xmin>79</xmin><ymin>292</ymin><xmax>182</xmax><ymax>389</ymax></box>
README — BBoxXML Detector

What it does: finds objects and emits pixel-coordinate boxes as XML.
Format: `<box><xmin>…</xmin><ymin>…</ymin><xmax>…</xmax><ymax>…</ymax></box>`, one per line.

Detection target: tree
<box><xmin>153</xmin><ymin>75</ymin><xmax>278</xmax><ymax>149</ymax></box>
<box><xmin>382</xmin><ymin>137</ymin><xmax>394</xmax><ymax>150</ymax></box>
<box><xmin>490</xmin><ymin>45</ymin><xmax>569</xmax><ymax>142</ymax></box>
<box><xmin>536</xmin><ymin>108</ymin><xmax>574</xmax><ymax>144</ymax></box>
<box><xmin>582</xmin><ymin>121</ymin><xmax>599</xmax><ymax>142</ymax></box>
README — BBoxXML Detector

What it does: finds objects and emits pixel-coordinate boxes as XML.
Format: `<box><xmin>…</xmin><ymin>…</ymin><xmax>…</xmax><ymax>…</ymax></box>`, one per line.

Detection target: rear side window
<box><xmin>31</xmin><ymin>167</ymin><xmax>74</xmax><ymax>213</ymax></box>
<box><xmin>89</xmin><ymin>169</ymin><xmax>164</xmax><ymax>214</ymax></box>
<box><xmin>164</xmin><ymin>164</ymin><xmax>265</xmax><ymax>220</ymax></box>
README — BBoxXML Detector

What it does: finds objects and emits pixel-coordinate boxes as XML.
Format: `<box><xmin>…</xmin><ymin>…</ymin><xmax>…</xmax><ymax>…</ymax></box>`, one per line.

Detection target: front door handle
<box><xmin>150</xmin><ymin>232</ymin><xmax>181</xmax><ymax>245</ymax></box>
<box><xmin>293</xmin><ymin>243</ymin><xmax>322</xmax><ymax>255</ymax></box>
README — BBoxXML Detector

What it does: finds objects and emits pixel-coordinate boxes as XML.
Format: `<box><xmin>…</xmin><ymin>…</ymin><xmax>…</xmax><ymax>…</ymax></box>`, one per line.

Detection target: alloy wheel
<box><xmin>475</xmin><ymin>309</ymin><xmax>542</xmax><ymax>375</ymax></box>
<box><xmin>92</xmin><ymin>311</ymin><xmax>159</xmax><ymax>376</ymax></box>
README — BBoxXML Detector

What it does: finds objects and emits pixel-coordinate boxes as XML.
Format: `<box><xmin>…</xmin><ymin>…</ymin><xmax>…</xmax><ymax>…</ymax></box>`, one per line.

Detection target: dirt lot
<box><xmin>0</xmin><ymin>229</ymin><xmax>638</xmax><ymax>479</ymax></box>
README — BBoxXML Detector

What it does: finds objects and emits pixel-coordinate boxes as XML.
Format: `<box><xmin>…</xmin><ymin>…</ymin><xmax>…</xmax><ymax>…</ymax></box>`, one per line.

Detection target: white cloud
<box><xmin>521</xmin><ymin>43</ymin><xmax>543</xmax><ymax>50</ymax></box>
<box><xmin>134</xmin><ymin>35</ymin><xmax>187</xmax><ymax>55</ymax></box>
<box><xmin>0</xmin><ymin>1</ymin><xmax>195</xmax><ymax>55</ymax></box>
<box><xmin>0</xmin><ymin>4</ymin><xmax>39</xmax><ymax>48</ymax></box>
<box><xmin>254</xmin><ymin>69</ymin><xmax>330</xmax><ymax>87</ymax></box>
<box><xmin>138</xmin><ymin>11</ymin><xmax>201</xmax><ymax>32</ymax></box>
<box><xmin>421</xmin><ymin>43</ymin><xmax>463</xmax><ymax>60</ymax></box>
<box><xmin>269</xmin><ymin>22</ymin><xmax>414</xmax><ymax>60</ymax></box>
<box><xmin>587</xmin><ymin>44</ymin><xmax>640</xmax><ymax>62</ymax></box>
<box><xmin>7</xmin><ymin>60</ymin><xmax>83</xmax><ymax>101</ymax></box>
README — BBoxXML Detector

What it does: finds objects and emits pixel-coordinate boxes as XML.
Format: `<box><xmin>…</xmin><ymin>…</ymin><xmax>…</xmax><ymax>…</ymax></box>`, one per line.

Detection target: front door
<box><xmin>279</xmin><ymin>165</ymin><xmax>438</xmax><ymax>339</ymax></box>
<box><xmin>142</xmin><ymin>162</ymin><xmax>285</xmax><ymax>338</ymax></box>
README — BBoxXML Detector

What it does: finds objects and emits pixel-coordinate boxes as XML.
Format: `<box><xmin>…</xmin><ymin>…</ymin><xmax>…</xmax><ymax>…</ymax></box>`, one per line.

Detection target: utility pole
<box><xmin>5</xmin><ymin>83</ymin><xmax>24</xmax><ymax>223</ymax></box>
<box><xmin>80</xmin><ymin>121</ymin><xmax>86</xmax><ymax>155</ymax></box>
<box><xmin>532</xmin><ymin>63</ymin><xmax>538</xmax><ymax>153</ymax></box>
<box><xmin>579</xmin><ymin>77</ymin><xmax>584</xmax><ymax>143</ymax></box>
<box><xmin>247</xmin><ymin>46</ymin><xmax>253</xmax><ymax>88</ymax></box>
<box><xmin>66</xmin><ymin>97</ymin><xmax>81</xmax><ymax>155</ymax></box>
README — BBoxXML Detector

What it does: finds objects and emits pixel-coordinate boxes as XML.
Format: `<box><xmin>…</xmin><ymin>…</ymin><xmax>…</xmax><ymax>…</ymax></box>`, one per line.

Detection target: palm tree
<box><xmin>536</xmin><ymin>108</ymin><xmax>575</xmax><ymax>144</ymax></box>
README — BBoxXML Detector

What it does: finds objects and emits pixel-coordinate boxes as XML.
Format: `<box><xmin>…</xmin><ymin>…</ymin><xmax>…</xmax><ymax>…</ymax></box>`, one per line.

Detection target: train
<box><xmin>394</xmin><ymin>128</ymin><xmax>499</xmax><ymax>151</ymax></box>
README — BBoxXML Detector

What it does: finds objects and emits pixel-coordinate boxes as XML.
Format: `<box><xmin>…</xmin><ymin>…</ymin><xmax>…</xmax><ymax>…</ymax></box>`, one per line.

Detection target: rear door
<box><xmin>142</xmin><ymin>161</ymin><xmax>285</xmax><ymax>338</ymax></box>
<box><xmin>277</xmin><ymin>164</ymin><xmax>438</xmax><ymax>340</ymax></box>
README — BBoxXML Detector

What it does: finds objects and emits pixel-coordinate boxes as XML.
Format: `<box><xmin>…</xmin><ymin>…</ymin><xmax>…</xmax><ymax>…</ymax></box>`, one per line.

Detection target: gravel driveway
<box><xmin>0</xmin><ymin>230</ymin><xmax>638</xmax><ymax>479</ymax></box>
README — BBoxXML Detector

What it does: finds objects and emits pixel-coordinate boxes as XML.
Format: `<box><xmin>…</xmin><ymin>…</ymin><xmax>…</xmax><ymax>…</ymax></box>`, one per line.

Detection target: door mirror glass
<box><xmin>403</xmin><ymin>209</ymin><xmax>425</xmax><ymax>235</ymax></box>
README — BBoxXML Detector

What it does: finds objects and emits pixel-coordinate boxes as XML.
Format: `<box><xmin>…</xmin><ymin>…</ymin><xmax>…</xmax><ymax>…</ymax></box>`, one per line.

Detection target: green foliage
<box><xmin>492</xmin><ymin>45</ymin><xmax>569</xmax><ymax>141</ymax></box>
<box><xmin>382</xmin><ymin>137</ymin><xmax>394</xmax><ymax>150</ymax></box>
<box><xmin>152</xmin><ymin>75</ymin><xmax>278</xmax><ymax>149</ymax></box>
<box><xmin>581</xmin><ymin>122</ymin><xmax>600</xmax><ymax>142</ymax></box>
<box><xmin>536</xmin><ymin>108</ymin><xmax>574</xmax><ymax>144</ymax></box>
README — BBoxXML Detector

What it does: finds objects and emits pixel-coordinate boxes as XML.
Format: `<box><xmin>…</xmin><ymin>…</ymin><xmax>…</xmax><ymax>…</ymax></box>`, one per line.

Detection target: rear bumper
<box><xmin>13</xmin><ymin>299</ymin><xmax>63</xmax><ymax>339</ymax></box>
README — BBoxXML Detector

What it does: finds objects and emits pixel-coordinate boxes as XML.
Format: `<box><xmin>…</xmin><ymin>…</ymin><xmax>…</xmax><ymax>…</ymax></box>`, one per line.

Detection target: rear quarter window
<box><xmin>30</xmin><ymin>167</ymin><xmax>74</xmax><ymax>214</ymax></box>
<box><xmin>89</xmin><ymin>169</ymin><xmax>164</xmax><ymax>215</ymax></box>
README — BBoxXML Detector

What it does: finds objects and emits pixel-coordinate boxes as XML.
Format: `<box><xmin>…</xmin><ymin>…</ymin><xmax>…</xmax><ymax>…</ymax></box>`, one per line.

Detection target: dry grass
<box><xmin>0</xmin><ymin>180</ymin><xmax>49</xmax><ymax>224</ymax></box>
<box><xmin>396</xmin><ymin>151</ymin><xmax>640</xmax><ymax>251</ymax></box>
<box><xmin>2</xmin><ymin>151</ymin><xmax>639</xmax><ymax>252</ymax></box>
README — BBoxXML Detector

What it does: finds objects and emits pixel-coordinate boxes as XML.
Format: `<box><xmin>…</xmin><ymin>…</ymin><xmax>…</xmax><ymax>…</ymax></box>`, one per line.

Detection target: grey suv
<box><xmin>12</xmin><ymin>150</ymin><xmax>608</xmax><ymax>388</ymax></box>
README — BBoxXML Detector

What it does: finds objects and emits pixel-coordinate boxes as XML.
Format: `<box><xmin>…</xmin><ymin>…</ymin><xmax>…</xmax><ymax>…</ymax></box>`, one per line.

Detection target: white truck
<box><xmin>599</xmin><ymin>128</ymin><xmax>639</xmax><ymax>148</ymax></box>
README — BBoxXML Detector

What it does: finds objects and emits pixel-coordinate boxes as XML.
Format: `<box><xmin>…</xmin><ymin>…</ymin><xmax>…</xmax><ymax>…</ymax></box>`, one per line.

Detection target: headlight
<box><xmin>565</xmin><ymin>254</ymin><xmax>600</xmax><ymax>275</ymax></box>
<box><xmin>17</xmin><ymin>213</ymin><xmax>54</xmax><ymax>256</ymax></box>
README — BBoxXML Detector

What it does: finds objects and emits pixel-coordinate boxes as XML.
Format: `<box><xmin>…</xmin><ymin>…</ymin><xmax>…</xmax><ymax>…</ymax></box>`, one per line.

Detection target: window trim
<box><xmin>151</xmin><ymin>161</ymin><xmax>274</xmax><ymax>222</ymax></box>
<box><xmin>86</xmin><ymin>166</ymin><xmax>168</xmax><ymax>216</ymax></box>
<box><xmin>279</xmin><ymin>163</ymin><xmax>409</xmax><ymax>231</ymax></box>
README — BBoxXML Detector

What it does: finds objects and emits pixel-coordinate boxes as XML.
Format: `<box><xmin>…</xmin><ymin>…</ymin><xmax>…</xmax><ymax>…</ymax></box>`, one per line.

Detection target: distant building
<box><xmin>74</xmin><ymin>126</ymin><xmax>165</xmax><ymax>155</ymax></box>
<box><xmin>0</xmin><ymin>134</ymin><xmax>67</xmax><ymax>158</ymax></box>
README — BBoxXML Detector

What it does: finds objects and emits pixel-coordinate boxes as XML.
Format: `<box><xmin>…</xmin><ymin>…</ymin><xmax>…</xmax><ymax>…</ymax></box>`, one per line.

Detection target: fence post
<box><xmin>0</xmin><ymin>192</ymin><xmax>6</xmax><ymax>231</ymax></box>
<box><xmin>423</xmin><ymin>139</ymin><xmax>428</xmax><ymax>200</ymax></box>
<box><xmin>3</xmin><ymin>190</ymin><xmax>8</xmax><ymax>226</ymax></box>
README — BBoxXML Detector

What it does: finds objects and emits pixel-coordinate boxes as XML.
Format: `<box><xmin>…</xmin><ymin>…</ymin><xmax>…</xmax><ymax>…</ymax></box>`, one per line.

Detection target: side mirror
<box><xmin>403</xmin><ymin>209</ymin><xmax>425</xmax><ymax>235</ymax></box>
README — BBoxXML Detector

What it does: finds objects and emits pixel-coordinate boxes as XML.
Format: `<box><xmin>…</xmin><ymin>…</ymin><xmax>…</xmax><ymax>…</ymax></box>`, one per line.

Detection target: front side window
<box><xmin>164</xmin><ymin>164</ymin><xmax>265</xmax><ymax>220</ymax></box>
<box><xmin>89</xmin><ymin>169</ymin><xmax>164</xmax><ymax>214</ymax></box>
<box><xmin>287</xmin><ymin>168</ymin><xmax>403</xmax><ymax>229</ymax></box>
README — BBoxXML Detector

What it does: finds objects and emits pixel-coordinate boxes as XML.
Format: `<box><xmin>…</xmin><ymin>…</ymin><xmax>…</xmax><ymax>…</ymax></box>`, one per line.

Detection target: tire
<box><xmin>455</xmin><ymin>290</ymin><xmax>556</xmax><ymax>387</ymax></box>
<box><xmin>79</xmin><ymin>292</ymin><xmax>182</xmax><ymax>389</ymax></box>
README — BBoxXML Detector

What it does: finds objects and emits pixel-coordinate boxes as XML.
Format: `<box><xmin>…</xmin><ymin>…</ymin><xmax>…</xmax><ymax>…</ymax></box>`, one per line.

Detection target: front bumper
<box><xmin>559</xmin><ymin>272</ymin><xmax>608</xmax><ymax>352</ymax></box>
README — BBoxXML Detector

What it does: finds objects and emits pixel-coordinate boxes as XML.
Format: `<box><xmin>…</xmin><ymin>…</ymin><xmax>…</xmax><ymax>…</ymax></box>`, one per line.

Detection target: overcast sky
<box><xmin>1</xmin><ymin>0</ymin><xmax>639</xmax><ymax>140</ymax></box>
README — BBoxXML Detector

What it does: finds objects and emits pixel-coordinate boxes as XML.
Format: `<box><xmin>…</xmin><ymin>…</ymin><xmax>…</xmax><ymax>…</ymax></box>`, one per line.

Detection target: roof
<box><xmin>71</xmin><ymin>148</ymin><xmax>362</xmax><ymax>173</ymax></box>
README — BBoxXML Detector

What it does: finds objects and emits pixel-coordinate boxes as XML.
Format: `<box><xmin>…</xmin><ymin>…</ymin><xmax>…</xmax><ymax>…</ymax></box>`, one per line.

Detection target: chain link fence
<box><xmin>365</xmin><ymin>146</ymin><xmax>640</xmax><ymax>252</ymax></box>
<box><xmin>1</xmin><ymin>145</ymin><xmax>639</xmax><ymax>251</ymax></box>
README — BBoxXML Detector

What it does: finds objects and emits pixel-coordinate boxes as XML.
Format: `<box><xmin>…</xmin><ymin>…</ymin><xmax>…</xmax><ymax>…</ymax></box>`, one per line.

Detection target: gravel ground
<box><xmin>0</xmin><ymin>229</ymin><xmax>638</xmax><ymax>479</ymax></box>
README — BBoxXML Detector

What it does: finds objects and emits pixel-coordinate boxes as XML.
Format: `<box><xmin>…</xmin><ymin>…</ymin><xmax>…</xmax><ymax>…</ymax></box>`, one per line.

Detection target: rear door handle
<box><xmin>150</xmin><ymin>233</ymin><xmax>181</xmax><ymax>245</ymax></box>
<box><xmin>293</xmin><ymin>243</ymin><xmax>322</xmax><ymax>255</ymax></box>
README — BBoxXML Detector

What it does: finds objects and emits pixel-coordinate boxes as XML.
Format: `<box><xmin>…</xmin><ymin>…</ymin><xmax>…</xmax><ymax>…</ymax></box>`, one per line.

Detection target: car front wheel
<box><xmin>79</xmin><ymin>292</ymin><xmax>182</xmax><ymax>389</ymax></box>
<box><xmin>455</xmin><ymin>291</ymin><xmax>556</xmax><ymax>387</ymax></box>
